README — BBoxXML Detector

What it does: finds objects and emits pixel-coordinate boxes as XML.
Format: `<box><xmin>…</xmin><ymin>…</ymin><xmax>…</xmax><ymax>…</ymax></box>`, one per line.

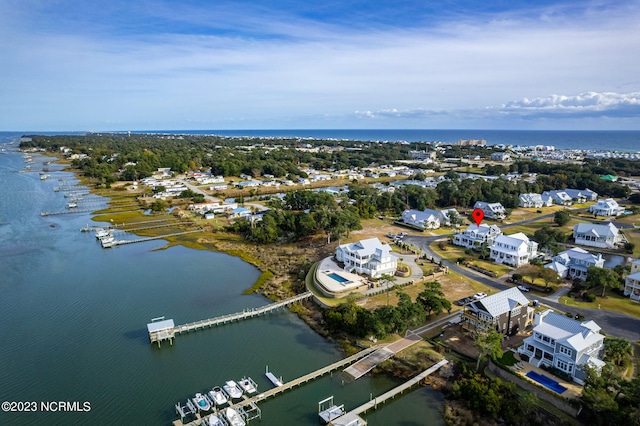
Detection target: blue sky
<box><xmin>1</xmin><ymin>0</ymin><xmax>639</xmax><ymax>131</ymax></box>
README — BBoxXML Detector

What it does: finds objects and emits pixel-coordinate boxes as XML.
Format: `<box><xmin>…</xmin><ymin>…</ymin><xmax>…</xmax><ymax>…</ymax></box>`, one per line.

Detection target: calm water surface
<box><xmin>0</xmin><ymin>140</ymin><xmax>444</xmax><ymax>425</ymax></box>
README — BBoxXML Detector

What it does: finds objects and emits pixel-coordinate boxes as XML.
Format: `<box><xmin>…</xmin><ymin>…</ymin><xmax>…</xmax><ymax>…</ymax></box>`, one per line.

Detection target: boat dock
<box><xmin>148</xmin><ymin>292</ymin><xmax>313</xmax><ymax>346</ymax></box>
<box><xmin>173</xmin><ymin>346</ymin><xmax>382</xmax><ymax>426</ymax></box>
<box><xmin>172</xmin><ymin>292</ymin><xmax>313</xmax><ymax>334</ymax></box>
<box><xmin>101</xmin><ymin>229</ymin><xmax>203</xmax><ymax>248</ymax></box>
<box><xmin>265</xmin><ymin>366</ymin><xmax>283</xmax><ymax>387</ymax></box>
<box><xmin>329</xmin><ymin>359</ymin><xmax>449</xmax><ymax>426</ymax></box>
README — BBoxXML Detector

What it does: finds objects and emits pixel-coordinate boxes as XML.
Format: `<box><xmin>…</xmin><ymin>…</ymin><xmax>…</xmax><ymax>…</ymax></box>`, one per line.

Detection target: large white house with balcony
<box><xmin>624</xmin><ymin>260</ymin><xmax>640</xmax><ymax>302</ymax></box>
<box><xmin>519</xmin><ymin>193</ymin><xmax>552</xmax><ymax>208</ymax></box>
<box><xmin>489</xmin><ymin>232</ymin><xmax>538</xmax><ymax>267</ymax></box>
<box><xmin>453</xmin><ymin>224</ymin><xmax>502</xmax><ymax>249</ymax></box>
<box><xmin>335</xmin><ymin>238</ymin><xmax>397</xmax><ymax>278</ymax></box>
<box><xmin>589</xmin><ymin>198</ymin><xmax>625</xmax><ymax>217</ymax></box>
<box><xmin>519</xmin><ymin>310</ymin><xmax>605</xmax><ymax>384</ymax></box>
<box><xmin>573</xmin><ymin>222</ymin><xmax>621</xmax><ymax>249</ymax></box>
<box><xmin>544</xmin><ymin>247</ymin><xmax>605</xmax><ymax>281</ymax></box>
<box><xmin>401</xmin><ymin>209</ymin><xmax>441</xmax><ymax>229</ymax></box>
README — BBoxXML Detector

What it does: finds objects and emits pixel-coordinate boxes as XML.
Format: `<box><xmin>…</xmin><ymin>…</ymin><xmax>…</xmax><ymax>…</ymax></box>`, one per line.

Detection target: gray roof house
<box><xmin>573</xmin><ymin>222</ymin><xmax>621</xmax><ymax>249</ymax></box>
<box><xmin>473</xmin><ymin>201</ymin><xmax>506</xmax><ymax>220</ymax></box>
<box><xmin>542</xmin><ymin>190</ymin><xmax>573</xmax><ymax>206</ymax></box>
<box><xmin>518</xmin><ymin>310</ymin><xmax>605</xmax><ymax>385</ymax></box>
<box><xmin>462</xmin><ymin>287</ymin><xmax>534</xmax><ymax>336</ymax></box>
<box><xmin>544</xmin><ymin>247</ymin><xmax>605</xmax><ymax>281</ymax></box>
<box><xmin>564</xmin><ymin>188</ymin><xmax>598</xmax><ymax>202</ymax></box>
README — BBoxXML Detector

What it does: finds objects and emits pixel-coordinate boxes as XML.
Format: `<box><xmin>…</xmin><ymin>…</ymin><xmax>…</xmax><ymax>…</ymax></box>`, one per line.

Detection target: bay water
<box><xmin>0</xmin><ymin>138</ymin><xmax>444</xmax><ymax>425</ymax></box>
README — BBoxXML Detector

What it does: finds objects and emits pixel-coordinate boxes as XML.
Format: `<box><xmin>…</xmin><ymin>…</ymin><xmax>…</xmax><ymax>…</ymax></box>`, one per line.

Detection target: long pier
<box><xmin>174</xmin><ymin>292</ymin><xmax>313</xmax><ymax>334</ymax></box>
<box><xmin>175</xmin><ymin>345</ymin><xmax>383</xmax><ymax>426</ymax></box>
<box><xmin>149</xmin><ymin>292</ymin><xmax>314</xmax><ymax>346</ymax></box>
<box><xmin>329</xmin><ymin>359</ymin><xmax>449</xmax><ymax>426</ymax></box>
<box><xmin>105</xmin><ymin>229</ymin><xmax>202</xmax><ymax>248</ymax></box>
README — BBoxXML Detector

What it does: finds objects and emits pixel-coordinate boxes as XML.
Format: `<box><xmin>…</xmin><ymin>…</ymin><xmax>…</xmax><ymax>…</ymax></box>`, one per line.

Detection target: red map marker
<box><xmin>472</xmin><ymin>208</ymin><xmax>484</xmax><ymax>226</ymax></box>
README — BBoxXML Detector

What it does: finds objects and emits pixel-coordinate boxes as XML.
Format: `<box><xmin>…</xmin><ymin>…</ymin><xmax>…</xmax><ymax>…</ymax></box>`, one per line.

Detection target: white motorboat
<box><xmin>223</xmin><ymin>380</ymin><xmax>243</xmax><ymax>399</ymax></box>
<box><xmin>66</xmin><ymin>202</ymin><xmax>77</xmax><ymax>209</ymax></box>
<box><xmin>192</xmin><ymin>393</ymin><xmax>211</xmax><ymax>412</ymax></box>
<box><xmin>238</xmin><ymin>377</ymin><xmax>257</xmax><ymax>394</ymax></box>
<box><xmin>95</xmin><ymin>228</ymin><xmax>111</xmax><ymax>239</ymax></box>
<box><xmin>208</xmin><ymin>386</ymin><xmax>228</xmax><ymax>406</ymax></box>
<box><xmin>224</xmin><ymin>407</ymin><xmax>245</xmax><ymax>426</ymax></box>
<box><xmin>208</xmin><ymin>414</ymin><xmax>225</xmax><ymax>426</ymax></box>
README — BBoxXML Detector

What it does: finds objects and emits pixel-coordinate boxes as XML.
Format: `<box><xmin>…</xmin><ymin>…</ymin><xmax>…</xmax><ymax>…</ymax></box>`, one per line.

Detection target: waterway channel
<box><xmin>0</xmin><ymin>138</ymin><xmax>444</xmax><ymax>425</ymax></box>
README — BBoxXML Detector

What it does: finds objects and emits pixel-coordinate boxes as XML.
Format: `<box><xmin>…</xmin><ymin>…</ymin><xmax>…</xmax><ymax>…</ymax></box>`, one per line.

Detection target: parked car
<box><xmin>472</xmin><ymin>292</ymin><xmax>487</xmax><ymax>300</ymax></box>
<box><xmin>517</xmin><ymin>285</ymin><xmax>530</xmax><ymax>292</ymax></box>
<box><xmin>386</xmin><ymin>233</ymin><xmax>395</xmax><ymax>238</ymax></box>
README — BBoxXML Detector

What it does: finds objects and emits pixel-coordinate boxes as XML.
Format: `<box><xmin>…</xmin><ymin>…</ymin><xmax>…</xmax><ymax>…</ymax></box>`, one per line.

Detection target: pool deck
<box><xmin>512</xmin><ymin>353</ymin><xmax>583</xmax><ymax>399</ymax></box>
<box><xmin>316</xmin><ymin>257</ymin><xmax>370</xmax><ymax>295</ymax></box>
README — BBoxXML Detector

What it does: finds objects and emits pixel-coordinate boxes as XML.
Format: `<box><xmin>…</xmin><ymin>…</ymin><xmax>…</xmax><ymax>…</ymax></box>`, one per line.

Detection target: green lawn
<box><xmin>559</xmin><ymin>289</ymin><xmax>640</xmax><ymax>319</ymax></box>
<box><xmin>431</xmin><ymin>242</ymin><xmax>512</xmax><ymax>277</ymax></box>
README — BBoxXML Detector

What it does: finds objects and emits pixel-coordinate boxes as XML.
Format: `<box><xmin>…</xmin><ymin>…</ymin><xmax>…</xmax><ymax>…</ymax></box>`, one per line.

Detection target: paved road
<box><xmin>403</xmin><ymin>234</ymin><xmax>640</xmax><ymax>342</ymax></box>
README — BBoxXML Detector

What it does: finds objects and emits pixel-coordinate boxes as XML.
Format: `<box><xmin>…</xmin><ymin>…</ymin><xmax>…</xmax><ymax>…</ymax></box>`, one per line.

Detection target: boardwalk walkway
<box><xmin>173</xmin><ymin>292</ymin><xmax>313</xmax><ymax>334</ymax></box>
<box><xmin>330</xmin><ymin>359</ymin><xmax>449</xmax><ymax>426</ymax></box>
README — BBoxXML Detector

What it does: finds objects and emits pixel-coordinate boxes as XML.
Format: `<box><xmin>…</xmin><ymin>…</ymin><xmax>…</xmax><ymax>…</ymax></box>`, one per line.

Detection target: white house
<box><xmin>573</xmin><ymin>222</ymin><xmax>621</xmax><ymax>249</ymax></box>
<box><xmin>542</xmin><ymin>190</ymin><xmax>573</xmax><ymax>206</ymax></box>
<box><xmin>519</xmin><ymin>193</ymin><xmax>551</xmax><ymax>208</ymax></box>
<box><xmin>453</xmin><ymin>224</ymin><xmax>503</xmax><ymax>249</ymax></box>
<box><xmin>623</xmin><ymin>260</ymin><xmax>640</xmax><ymax>302</ymax></box>
<box><xmin>401</xmin><ymin>209</ymin><xmax>441</xmax><ymax>229</ymax></box>
<box><xmin>544</xmin><ymin>248</ymin><xmax>605</xmax><ymax>281</ymax></box>
<box><xmin>473</xmin><ymin>201</ymin><xmax>506</xmax><ymax>220</ymax></box>
<box><xmin>589</xmin><ymin>198</ymin><xmax>625</xmax><ymax>217</ymax></box>
<box><xmin>335</xmin><ymin>238</ymin><xmax>397</xmax><ymax>278</ymax></box>
<box><xmin>518</xmin><ymin>310</ymin><xmax>605</xmax><ymax>384</ymax></box>
<box><xmin>489</xmin><ymin>232</ymin><xmax>538</xmax><ymax>267</ymax></box>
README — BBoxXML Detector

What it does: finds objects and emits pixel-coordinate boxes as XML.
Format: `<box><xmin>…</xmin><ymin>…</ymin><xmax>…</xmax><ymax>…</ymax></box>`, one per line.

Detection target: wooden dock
<box><xmin>343</xmin><ymin>333</ymin><xmax>423</xmax><ymax>380</ymax></box>
<box><xmin>329</xmin><ymin>359</ymin><xmax>449</xmax><ymax>426</ymax></box>
<box><xmin>174</xmin><ymin>345</ymin><xmax>383</xmax><ymax>426</ymax></box>
<box><xmin>149</xmin><ymin>292</ymin><xmax>313</xmax><ymax>346</ymax></box>
<box><xmin>104</xmin><ymin>229</ymin><xmax>203</xmax><ymax>248</ymax></box>
<box><xmin>173</xmin><ymin>292</ymin><xmax>313</xmax><ymax>334</ymax></box>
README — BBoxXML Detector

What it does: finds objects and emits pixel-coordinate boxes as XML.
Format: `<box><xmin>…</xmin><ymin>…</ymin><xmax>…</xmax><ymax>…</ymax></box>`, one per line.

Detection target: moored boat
<box><xmin>208</xmin><ymin>386</ymin><xmax>228</xmax><ymax>406</ymax></box>
<box><xmin>224</xmin><ymin>407</ymin><xmax>245</xmax><ymax>426</ymax></box>
<box><xmin>95</xmin><ymin>228</ymin><xmax>111</xmax><ymax>239</ymax></box>
<box><xmin>207</xmin><ymin>414</ymin><xmax>226</xmax><ymax>426</ymax></box>
<box><xmin>223</xmin><ymin>380</ymin><xmax>243</xmax><ymax>400</ymax></box>
<box><xmin>238</xmin><ymin>377</ymin><xmax>257</xmax><ymax>394</ymax></box>
<box><xmin>192</xmin><ymin>393</ymin><xmax>212</xmax><ymax>412</ymax></box>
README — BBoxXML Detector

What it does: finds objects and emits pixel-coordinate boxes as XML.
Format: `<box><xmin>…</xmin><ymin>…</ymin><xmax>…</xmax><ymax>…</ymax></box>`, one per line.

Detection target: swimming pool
<box><xmin>525</xmin><ymin>371</ymin><xmax>567</xmax><ymax>394</ymax></box>
<box><xmin>327</xmin><ymin>272</ymin><xmax>350</xmax><ymax>284</ymax></box>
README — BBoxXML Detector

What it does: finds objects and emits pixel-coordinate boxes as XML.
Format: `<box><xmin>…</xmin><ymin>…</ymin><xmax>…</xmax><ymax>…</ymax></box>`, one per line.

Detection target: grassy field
<box><xmin>431</xmin><ymin>241</ymin><xmax>513</xmax><ymax>277</ymax></box>
<box><xmin>559</xmin><ymin>290</ymin><xmax>640</xmax><ymax>319</ymax></box>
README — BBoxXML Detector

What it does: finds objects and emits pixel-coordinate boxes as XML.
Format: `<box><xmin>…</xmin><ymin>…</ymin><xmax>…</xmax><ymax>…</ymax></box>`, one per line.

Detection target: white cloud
<box><xmin>501</xmin><ymin>92</ymin><xmax>640</xmax><ymax>118</ymax></box>
<box><xmin>1</xmin><ymin>2</ymin><xmax>640</xmax><ymax>130</ymax></box>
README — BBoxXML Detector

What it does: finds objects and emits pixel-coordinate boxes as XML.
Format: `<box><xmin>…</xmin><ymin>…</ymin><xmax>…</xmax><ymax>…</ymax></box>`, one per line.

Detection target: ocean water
<box><xmin>0</xmin><ymin>135</ymin><xmax>445</xmax><ymax>425</ymax></box>
<box><xmin>6</xmin><ymin>129</ymin><xmax>640</xmax><ymax>152</ymax></box>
